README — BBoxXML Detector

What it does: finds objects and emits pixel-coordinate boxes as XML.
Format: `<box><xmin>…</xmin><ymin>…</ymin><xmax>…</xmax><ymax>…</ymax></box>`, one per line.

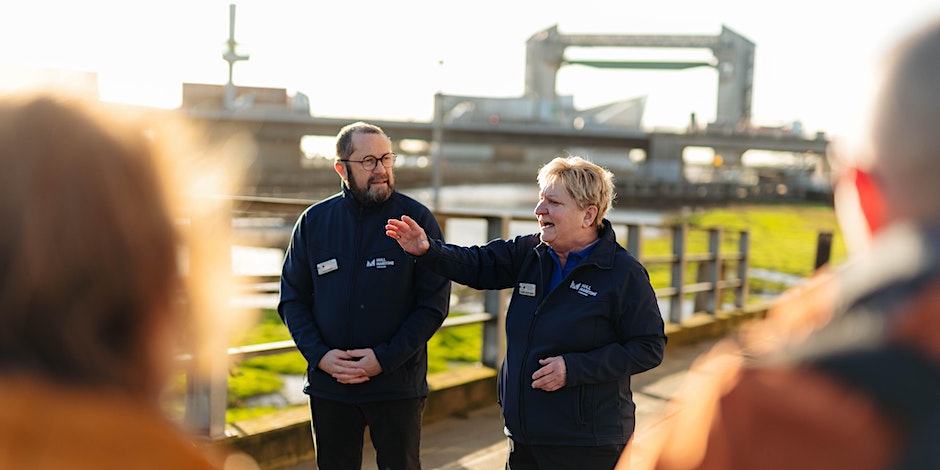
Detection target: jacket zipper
<box><xmin>517</xmin><ymin>254</ymin><xmax>601</xmax><ymax>439</ymax></box>
<box><xmin>345</xmin><ymin>206</ymin><xmax>365</xmax><ymax>397</ymax></box>
<box><xmin>518</xmin><ymin>250</ymin><xmax>548</xmax><ymax>439</ymax></box>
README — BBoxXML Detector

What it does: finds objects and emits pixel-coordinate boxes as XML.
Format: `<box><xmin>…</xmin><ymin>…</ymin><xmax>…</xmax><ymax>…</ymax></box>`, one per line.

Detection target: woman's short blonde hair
<box><xmin>536</xmin><ymin>156</ymin><xmax>615</xmax><ymax>229</ymax></box>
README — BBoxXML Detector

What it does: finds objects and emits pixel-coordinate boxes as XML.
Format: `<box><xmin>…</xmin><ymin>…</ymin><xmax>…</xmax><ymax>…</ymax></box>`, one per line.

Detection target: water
<box><xmin>411</xmin><ymin>183</ymin><xmax>669</xmax><ymax>225</ymax></box>
<box><xmin>749</xmin><ymin>268</ymin><xmax>806</xmax><ymax>286</ymax></box>
<box><xmin>232</xmin><ymin>183</ymin><xmax>674</xmax><ymax>274</ymax></box>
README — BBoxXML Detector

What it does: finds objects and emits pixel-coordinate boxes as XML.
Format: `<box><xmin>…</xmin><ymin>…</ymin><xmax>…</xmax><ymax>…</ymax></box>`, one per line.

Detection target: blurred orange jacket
<box><xmin>0</xmin><ymin>375</ymin><xmax>255</xmax><ymax>470</ymax></box>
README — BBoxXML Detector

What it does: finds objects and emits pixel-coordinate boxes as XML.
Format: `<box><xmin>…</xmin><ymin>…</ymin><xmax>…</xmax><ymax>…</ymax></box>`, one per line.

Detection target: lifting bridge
<box><xmin>176</xmin><ymin>13</ymin><xmax>828</xmax><ymax>202</ymax></box>
<box><xmin>524</xmin><ymin>24</ymin><xmax>755</xmax><ymax>133</ymax></box>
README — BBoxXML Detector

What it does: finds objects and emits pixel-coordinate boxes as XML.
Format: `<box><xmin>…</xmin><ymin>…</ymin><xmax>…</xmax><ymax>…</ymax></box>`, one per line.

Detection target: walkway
<box><xmin>279</xmin><ymin>335</ymin><xmax>721</xmax><ymax>470</ymax></box>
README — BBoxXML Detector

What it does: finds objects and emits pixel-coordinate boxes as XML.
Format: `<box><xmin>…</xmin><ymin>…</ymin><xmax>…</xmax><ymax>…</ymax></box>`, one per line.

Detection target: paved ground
<box><xmin>279</xmin><ymin>336</ymin><xmax>721</xmax><ymax>470</ymax></box>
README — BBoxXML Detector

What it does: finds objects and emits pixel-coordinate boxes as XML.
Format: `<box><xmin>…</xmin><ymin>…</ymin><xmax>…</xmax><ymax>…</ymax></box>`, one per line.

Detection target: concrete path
<box><xmin>279</xmin><ymin>336</ymin><xmax>721</xmax><ymax>470</ymax></box>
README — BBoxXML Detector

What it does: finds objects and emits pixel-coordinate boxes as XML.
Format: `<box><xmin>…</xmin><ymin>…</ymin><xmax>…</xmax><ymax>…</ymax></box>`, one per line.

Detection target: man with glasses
<box><xmin>278</xmin><ymin>121</ymin><xmax>450</xmax><ymax>469</ymax></box>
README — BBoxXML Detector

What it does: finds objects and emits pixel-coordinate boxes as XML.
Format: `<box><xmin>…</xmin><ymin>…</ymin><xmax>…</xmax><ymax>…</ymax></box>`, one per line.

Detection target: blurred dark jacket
<box><xmin>632</xmin><ymin>223</ymin><xmax>940</xmax><ymax>470</ymax></box>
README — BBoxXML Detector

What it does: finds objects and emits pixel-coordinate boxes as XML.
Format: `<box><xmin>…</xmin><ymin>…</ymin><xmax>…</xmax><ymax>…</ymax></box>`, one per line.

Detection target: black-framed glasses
<box><xmin>338</xmin><ymin>153</ymin><xmax>396</xmax><ymax>171</ymax></box>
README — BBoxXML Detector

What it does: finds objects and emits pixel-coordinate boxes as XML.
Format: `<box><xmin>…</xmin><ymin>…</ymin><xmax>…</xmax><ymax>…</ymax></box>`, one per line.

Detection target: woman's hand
<box><xmin>531</xmin><ymin>356</ymin><xmax>567</xmax><ymax>392</ymax></box>
<box><xmin>386</xmin><ymin>215</ymin><xmax>431</xmax><ymax>256</ymax></box>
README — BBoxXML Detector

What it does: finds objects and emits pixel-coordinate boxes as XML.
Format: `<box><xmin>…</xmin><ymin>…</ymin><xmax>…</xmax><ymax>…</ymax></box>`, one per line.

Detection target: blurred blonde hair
<box><xmin>0</xmin><ymin>93</ymin><xmax>251</xmax><ymax>403</ymax></box>
<box><xmin>537</xmin><ymin>156</ymin><xmax>615</xmax><ymax>229</ymax></box>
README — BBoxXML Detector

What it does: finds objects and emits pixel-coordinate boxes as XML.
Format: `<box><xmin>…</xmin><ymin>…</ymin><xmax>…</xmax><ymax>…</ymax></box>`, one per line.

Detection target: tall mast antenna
<box><xmin>223</xmin><ymin>3</ymin><xmax>250</xmax><ymax>110</ymax></box>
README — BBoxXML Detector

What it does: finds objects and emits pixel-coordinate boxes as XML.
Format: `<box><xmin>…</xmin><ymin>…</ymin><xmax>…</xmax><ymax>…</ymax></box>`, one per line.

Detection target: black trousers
<box><xmin>506</xmin><ymin>440</ymin><xmax>626</xmax><ymax>470</ymax></box>
<box><xmin>310</xmin><ymin>396</ymin><xmax>426</xmax><ymax>470</ymax></box>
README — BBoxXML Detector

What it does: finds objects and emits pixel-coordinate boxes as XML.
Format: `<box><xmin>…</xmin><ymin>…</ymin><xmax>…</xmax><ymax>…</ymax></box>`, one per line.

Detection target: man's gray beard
<box><xmin>347</xmin><ymin>167</ymin><xmax>393</xmax><ymax>207</ymax></box>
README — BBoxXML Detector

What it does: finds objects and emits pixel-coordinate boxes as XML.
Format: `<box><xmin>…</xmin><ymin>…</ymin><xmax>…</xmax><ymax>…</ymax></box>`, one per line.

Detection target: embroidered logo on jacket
<box><xmin>366</xmin><ymin>258</ymin><xmax>395</xmax><ymax>269</ymax></box>
<box><xmin>569</xmin><ymin>281</ymin><xmax>598</xmax><ymax>297</ymax></box>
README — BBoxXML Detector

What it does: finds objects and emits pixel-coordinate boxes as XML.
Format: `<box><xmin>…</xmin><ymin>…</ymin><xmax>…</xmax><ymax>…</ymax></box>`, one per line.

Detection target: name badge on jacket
<box><xmin>518</xmin><ymin>282</ymin><xmax>536</xmax><ymax>297</ymax></box>
<box><xmin>317</xmin><ymin>258</ymin><xmax>339</xmax><ymax>275</ymax></box>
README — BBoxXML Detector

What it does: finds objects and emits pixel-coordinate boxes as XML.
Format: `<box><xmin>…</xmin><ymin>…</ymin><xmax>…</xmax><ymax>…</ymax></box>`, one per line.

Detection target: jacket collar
<box><xmin>836</xmin><ymin>222</ymin><xmax>940</xmax><ymax>317</ymax></box>
<box><xmin>537</xmin><ymin>219</ymin><xmax>618</xmax><ymax>270</ymax></box>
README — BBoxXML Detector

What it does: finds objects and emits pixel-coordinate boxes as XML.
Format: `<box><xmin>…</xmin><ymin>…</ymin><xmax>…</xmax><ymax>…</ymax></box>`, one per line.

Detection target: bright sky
<box><xmin>3</xmin><ymin>0</ymin><xmax>940</xmax><ymax>140</ymax></box>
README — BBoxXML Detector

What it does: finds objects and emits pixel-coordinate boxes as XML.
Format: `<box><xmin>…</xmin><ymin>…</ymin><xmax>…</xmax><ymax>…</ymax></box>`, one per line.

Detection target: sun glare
<box><xmin>0</xmin><ymin>67</ymin><xmax>99</xmax><ymax>99</ymax></box>
<box><xmin>96</xmin><ymin>73</ymin><xmax>183</xmax><ymax>109</ymax></box>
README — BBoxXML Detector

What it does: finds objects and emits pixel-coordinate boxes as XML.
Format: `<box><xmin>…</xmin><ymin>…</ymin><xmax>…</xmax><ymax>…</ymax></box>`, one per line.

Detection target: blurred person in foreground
<box><xmin>0</xmin><ymin>94</ymin><xmax>257</xmax><ymax>469</ymax></box>
<box><xmin>278</xmin><ymin>121</ymin><xmax>450</xmax><ymax>469</ymax></box>
<box><xmin>623</xmin><ymin>16</ymin><xmax>940</xmax><ymax>470</ymax></box>
<box><xmin>386</xmin><ymin>156</ymin><xmax>667</xmax><ymax>470</ymax></box>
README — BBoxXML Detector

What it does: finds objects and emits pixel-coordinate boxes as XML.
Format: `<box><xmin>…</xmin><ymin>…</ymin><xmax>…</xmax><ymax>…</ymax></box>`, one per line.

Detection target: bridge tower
<box><xmin>525</xmin><ymin>25</ymin><xmax>756</xmax><ymax>177</ymax></box>
<box><xmin>525</xmin><ymin>24</ymin><xmax>754</xmax><ymax>131</ymax></box>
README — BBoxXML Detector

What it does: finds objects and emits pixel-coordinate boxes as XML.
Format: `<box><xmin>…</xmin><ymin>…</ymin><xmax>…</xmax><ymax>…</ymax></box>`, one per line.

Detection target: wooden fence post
<box><xmin>694</xmin><ymin>228</ymin><xmax>722</xmax><ymax>315</ymax></box>
<box><xmin>669</xmin><ymin>225</ymin><xmax>687</xmax><ymax>323</ymax></box>
<box><xmin>626</xmin><ymin>223</ymin><xmax>642</xmax><ymax>258</ymax></box>
<box><xmin>481</xmin><ymin>216</ymin><xmax>510</xmax><ymax>369</ymax></box>
<box><xmin>815</xmin><ymin>231</ymin><xmax>833</xmax><ymax>270</ymax></box>
<box><xmin>184</xmin><ymin>196</ymin><xmax>233</xmax><ymax>439</ymax></box>
<box><xmin>735</xmin><ymin>230</ymin><xmax>750</xmax><ymax>308</ymax></box>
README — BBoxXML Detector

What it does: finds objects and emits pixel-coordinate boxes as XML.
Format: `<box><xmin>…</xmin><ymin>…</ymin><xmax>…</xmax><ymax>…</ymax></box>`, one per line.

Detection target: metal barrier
<box><xmin>633</xmin><ymin>224</ymin><xmax>750</xmax><ymax>323</ymax></box>
<box><xmin>182</xmin><ymin>196</ymin><xmax>750</xmax><ymax>438</ymax></box>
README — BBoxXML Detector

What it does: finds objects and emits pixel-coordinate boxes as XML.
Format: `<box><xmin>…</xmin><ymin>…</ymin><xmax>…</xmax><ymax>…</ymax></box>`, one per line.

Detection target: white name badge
<box><xmin>518</xmin><ymin>282</ymin><xmax>536</xmax><ymax>297</ymax></box>
<box><xmin>317</xmin><ymin>258</ymin><xmax>339</xmax><ymax>275</ymax></box>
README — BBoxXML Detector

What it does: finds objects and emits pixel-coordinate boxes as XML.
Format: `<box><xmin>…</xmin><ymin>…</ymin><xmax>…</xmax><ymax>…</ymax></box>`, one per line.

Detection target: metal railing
<box><xmin>182</xmin><ymin>197</ymin><xmax>750</xmax><ymax>438</ymax></box>
<box><xmin>632</xmin><ymin>223</ymin><xmax>750</xmax><ymax>322</ymax></box>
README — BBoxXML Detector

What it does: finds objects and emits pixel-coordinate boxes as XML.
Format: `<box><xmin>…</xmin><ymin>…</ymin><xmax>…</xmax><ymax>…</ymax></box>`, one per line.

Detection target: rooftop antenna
<box><xmin>223</xmin><ymin>3</ymin><xmax>250</xmax><ymax>110</ymax></box>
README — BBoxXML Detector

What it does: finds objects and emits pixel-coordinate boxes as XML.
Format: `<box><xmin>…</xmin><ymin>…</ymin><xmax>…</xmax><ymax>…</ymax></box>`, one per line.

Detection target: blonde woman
<box><xmin>387</xmin><ymin>156</ymin><xmax>666</xmax><ymax>470</ymax></box>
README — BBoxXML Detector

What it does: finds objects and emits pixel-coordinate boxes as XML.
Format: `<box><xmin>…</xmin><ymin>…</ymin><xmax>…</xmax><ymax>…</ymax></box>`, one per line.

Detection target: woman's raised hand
<box><xmin>385</xmin><ymin>215</ymin><xmax>431</xmax><ymax>256</ymax></box>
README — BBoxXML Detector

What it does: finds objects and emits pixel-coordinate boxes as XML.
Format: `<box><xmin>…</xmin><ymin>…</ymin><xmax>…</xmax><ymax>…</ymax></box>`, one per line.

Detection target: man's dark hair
<box><xmin>335</xmin><ymin>121</ymin><xmax>388</xmax><ymax>160</ymax></box>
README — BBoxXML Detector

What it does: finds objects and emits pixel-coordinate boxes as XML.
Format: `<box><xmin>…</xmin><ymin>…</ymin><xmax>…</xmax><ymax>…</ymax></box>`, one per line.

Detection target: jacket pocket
<box><xmin>576</xmin><ymin>385</ymin><xmax>586</xmax><ymax>424</ymax></box>
<box><xmin>577</xmin><ymin>383</ymin><xmax>596</xmax><ymax>427</ymax></box>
